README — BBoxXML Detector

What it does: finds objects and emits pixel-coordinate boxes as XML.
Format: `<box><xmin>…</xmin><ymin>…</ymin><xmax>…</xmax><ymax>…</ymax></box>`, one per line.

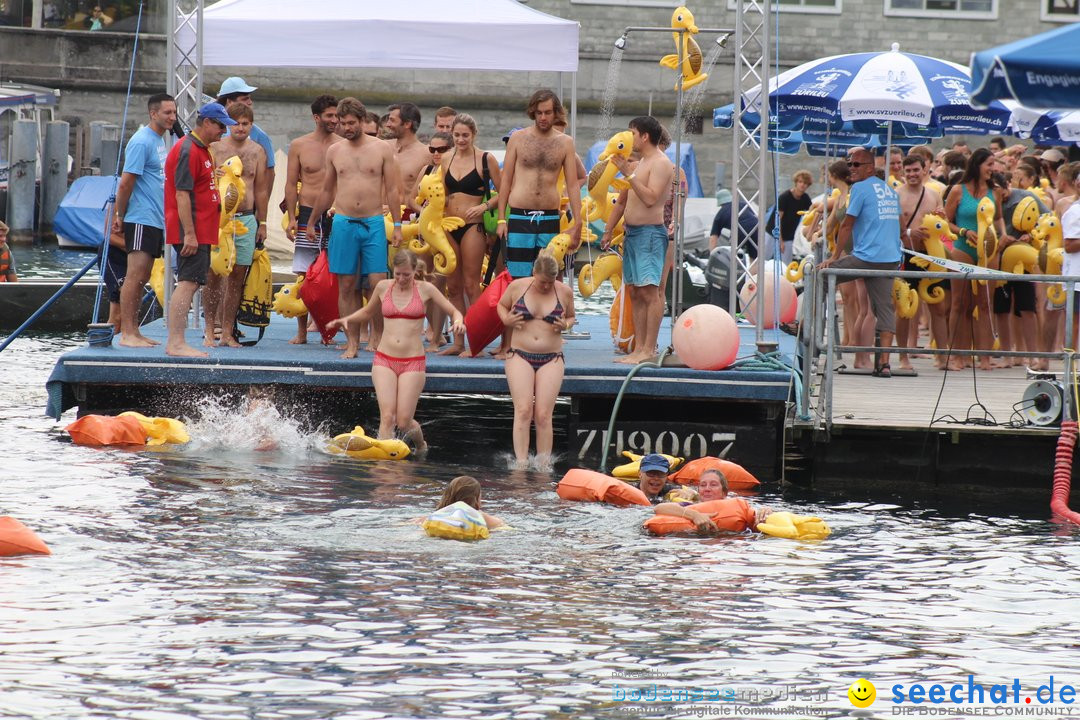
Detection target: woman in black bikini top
<box><xmin>437</xmin><ymin>114</ymin><xmax>503</xmax><ymax>357</ymax></box>
<box><xmin>497</xmin><ymin>251</ymin><xmax>576</xmax><ymax>471</ymax></box>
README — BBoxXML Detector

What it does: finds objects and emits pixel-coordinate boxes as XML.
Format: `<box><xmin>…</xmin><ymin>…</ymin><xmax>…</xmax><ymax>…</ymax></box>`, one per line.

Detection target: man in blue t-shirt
<box><xmin>217</xmin><ymin>76</ymin><xmax>275</xmax><ymax>238</ymax></box>
<box><xmin>820</xmin><ymin>147</ymin><xmax>901</xmax><ymax>376</ymax></box>
<box><xmin>113</xmin><ymin>92</ymin><xmax>176</xmax><ymax>348</ymax></box>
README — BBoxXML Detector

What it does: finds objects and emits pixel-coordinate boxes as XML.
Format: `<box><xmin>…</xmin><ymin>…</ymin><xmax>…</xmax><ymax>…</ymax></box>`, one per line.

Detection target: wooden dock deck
<box><xmin>46</xmin><ymin>314</ymin><xmax>799</xmax><ymax>480</ymax></box>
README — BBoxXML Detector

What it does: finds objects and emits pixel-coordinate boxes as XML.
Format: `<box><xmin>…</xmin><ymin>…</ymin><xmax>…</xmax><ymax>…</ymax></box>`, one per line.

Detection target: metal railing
<box><xmin>801</xmin><ymin>262</ymin><xmax>1080</xmax><ymax>432</ymax></box>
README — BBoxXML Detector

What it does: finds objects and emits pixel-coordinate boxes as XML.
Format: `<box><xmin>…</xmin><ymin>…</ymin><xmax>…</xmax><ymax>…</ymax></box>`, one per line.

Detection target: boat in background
<box><xmin>53</xmin><ymin>175</ymin><xmax>114</xmax><ymax>248</ymax></box>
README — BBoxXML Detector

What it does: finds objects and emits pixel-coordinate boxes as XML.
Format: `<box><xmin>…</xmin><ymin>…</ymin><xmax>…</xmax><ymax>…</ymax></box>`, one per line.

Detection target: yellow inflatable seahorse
<box><xmin>587</xmin><ymin>131</ymin><xmax>633</xmax><ymax>224</ymax></box>
<box><xmin>612</xmin><ymin>450</ymin><xmax>685</xmax><ymax>479</ymax></box>
<box><xmin>578</xmin><ymin>252</ymin><xmax>624</xmax><ymax>297</ymax></box>
<box><xmin>909</xmin><ymin>214</ymin><xmax>955</xmax><ymax>304</ymax></box>
<box><xmin>659</xmin><ymin>6</ymin><xmax>707</xmax><ymax>91</ymax></box>
<box><xmin>212</xmin><ymin>155</ymin><xmax>247</xmax><ymax>277</ymax></box>
<box><xmin>893</xmin><ymin>277</ymin><xmax>919</xmax><ymax>319</ymax></box>
<box><xmin>272</xmin><ymin>277</ymin><xmax>307</xmax><ymax>318</ymax></box>
<box><xmin>786</xmin><ymin>257</ymin><xmax>813</xmax><ymax>283</ymax></box>
<box><xmin>409</xmin><ymin>168</ymin><xmax>462</xmax><ymax>274</ymax></box>
<box><xmin>327</xmin><ymin>426</ymin><xmax>410</xmax><ymax>461</ymax></box>
<box><xmin>975</xmin><ymin>196</ymin><xmax>998</xmax><ymax>284</ymax></box>
<box><xmin>1032</xmin><ymin>212</ymin><xmax>1066</xmax><ymax>303</ymax></box>
<box><xmin>383</xmin><ymin>206</ymin><xmax>422</xmax><ymax>262</ymax></box>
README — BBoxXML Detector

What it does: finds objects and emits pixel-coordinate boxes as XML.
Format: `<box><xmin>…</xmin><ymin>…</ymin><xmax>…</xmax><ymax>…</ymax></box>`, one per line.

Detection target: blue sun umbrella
<box><xmin>742</xmin><ymin>43</ymin><xmax>1010</xmax><ymax>135</ymax></box>
<box><xmin>971</xmin><ymin>24</ymin><xmax>1080</xmax><ymax>109</ymax></box>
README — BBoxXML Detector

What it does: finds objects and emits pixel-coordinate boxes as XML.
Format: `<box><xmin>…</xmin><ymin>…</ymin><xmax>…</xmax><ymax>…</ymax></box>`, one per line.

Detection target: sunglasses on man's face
<box><xmin>429</xmin><ymin>146</ymin><xmax>450</xmax><ymax>154</ymax></box>
<box><xmin>847</xmin><ymin>161</ymin><xmax>870</xmax><ymax>167</ymax></box>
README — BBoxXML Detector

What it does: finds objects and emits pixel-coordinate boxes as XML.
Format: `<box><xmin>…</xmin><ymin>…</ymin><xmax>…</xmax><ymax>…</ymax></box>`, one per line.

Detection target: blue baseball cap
<box><xmin>639</xmin><ymin>453</ymin><xmax>670</xmax><ymax>474</ymax></box>
<box><xmin>197</xmin><ymin>102</ymin><xmax>237</xmax><ymax>126</ymax></box>
<box><xmin>217</xmin><ymin>76</ymin><xmax>257</xmax><ymax>96</ymax></box>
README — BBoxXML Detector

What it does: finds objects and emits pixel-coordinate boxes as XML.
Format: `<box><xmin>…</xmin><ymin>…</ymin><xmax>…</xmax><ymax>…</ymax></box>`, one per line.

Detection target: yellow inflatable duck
<box><xmin>612</xmin><ymin>450</ymin><xmax>684</xmax><ymax>479</ymax></box>
<box><xmin>975</xmin><ymin>196</ymin><xmax>998</xmax><ymax>280</ymax></box>
<box><xmin>272</xmin><ymin>277</ymin><xmax>308</xmax><ymax>318</ymax></box>
<box><xmin>1032</xmin><ymin>177</ymin><xmax>1053</xmax><ymax>208</ymax></box>
<box><xmin>327</xmin><ymin>426</ymin><xmax>411</xmax><ymax>461</ymax></box>
<box><xmin>757</xmin><ymin>511</ymin><xmax>831</xmax><ymax>540</ymax></box>
<box><xmin>118</xmin><ymin>411</ymin><xmax>189</xmax><ymax>446</ymax></box>
<box><xmin>409</xmin><ymin>169</ymin><xmax>462</xmax><ymax>274</ymax></box>
<box><xmin>578</xmin><ymin>252</ymin><xmax>624</xmax><ymax>297</ymax></box>
<box><xmin>888</xmin><ymin>175</ymin><xmax>903</xmax><ymax>190</ymax></box>
<box><xmin>908</xmin><ymin>214</ymin><xmax>955</xmax><ymax>304</ymax></box>
<box><xmin>1032</xmin><ymin>212</ymin><xmax>1066</xmax><ymax>303</ymax></box>
<box><xmin>213</xmin><ymin>154</ymin><xmax>247</xmax><ymax>277</ymax></box>
<box><xmin>785</xmin><ymin>257</ymin><xmax>813</xmax><ymax>283</ymax></box>
<box><xmin>892</xmin><ymin>277</ymin><xmax>919</xmax><ymax>319</ymax></box>
<box><xmin>659</xmin><ymin>6</ymin><xmax>707</xmax><ymax>91</ymax></box>
<box><xmin>587</xmin><ymin>132</ymin><xmax>634</xmax><ymax>224</ymax></box>
<box><xmin>798</xmin><ymin>188</ymin><xmax>838</xmax><ymax>229</ymax></box>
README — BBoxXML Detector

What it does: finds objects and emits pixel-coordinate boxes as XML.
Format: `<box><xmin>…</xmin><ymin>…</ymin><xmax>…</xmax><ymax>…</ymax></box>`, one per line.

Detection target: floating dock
<box><xmin>46</xmin><ymin>314</ymin><xmax>798</xmax><ymax>481</ymax></box>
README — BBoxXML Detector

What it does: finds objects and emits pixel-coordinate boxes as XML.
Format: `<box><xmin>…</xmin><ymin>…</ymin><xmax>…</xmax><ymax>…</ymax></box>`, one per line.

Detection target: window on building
<box><xmin>1043</xmin><ymin>0</ymin><xmax>1080</xmax><ymax>21</ymax></box>
<box><xmin>20</xmin><ymin>0</ymin><xmax>166</xmax><ymax>33</ymax></box>
<box><xmin>885</xmin><ymin>0</ymin><xmax>996</xmax><ymax>18</ymax></box>
<box><xmin>727</xmin><ymin>0</ymin><xmax>841</xmax><ymax>12</ymax></box>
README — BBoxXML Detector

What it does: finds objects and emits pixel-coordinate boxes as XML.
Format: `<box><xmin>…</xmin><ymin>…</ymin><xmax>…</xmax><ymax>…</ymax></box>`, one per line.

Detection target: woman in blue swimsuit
<box><xmin>945</xmin><ymin>148</ymin><xmax>1009</xmax><ymax>371</ymax></box>
<box><xmin>497</xmin><ymin>251</ymin><xmax>576</xmax><ymax>469</ymax></box>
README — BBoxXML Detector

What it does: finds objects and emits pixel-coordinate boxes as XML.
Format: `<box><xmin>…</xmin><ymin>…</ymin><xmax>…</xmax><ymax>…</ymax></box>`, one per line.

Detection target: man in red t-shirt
<box><xmin>164</xmin><ymin>102</ymin><xmax>234</xmax><ymax>357</ymax></box>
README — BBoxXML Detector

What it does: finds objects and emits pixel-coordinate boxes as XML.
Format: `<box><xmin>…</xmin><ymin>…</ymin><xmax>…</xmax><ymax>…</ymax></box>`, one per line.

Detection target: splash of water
<box><xmin>682</xmin><ymin>40</ymin><xmax>726</xmax><ymax>122</ymax></box>
<box><xmin>184</xmin><ymin>395</ymin><xmax>320</xmax><ymax>453</ymax></box>
<box><xmin>597</xmin><ymin>46</ymin><xmax>625</xmax><ymax>144</ymax></box>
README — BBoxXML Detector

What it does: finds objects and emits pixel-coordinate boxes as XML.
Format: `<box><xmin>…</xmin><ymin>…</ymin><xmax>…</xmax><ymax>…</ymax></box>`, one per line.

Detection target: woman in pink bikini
<box><xmin>327</xmin><ymin>250</ymin><xmax>464</xmax><ymax>452</ymax></box>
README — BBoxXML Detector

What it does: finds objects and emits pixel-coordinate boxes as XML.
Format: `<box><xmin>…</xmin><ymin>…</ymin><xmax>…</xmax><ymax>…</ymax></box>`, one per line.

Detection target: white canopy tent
<box><xmin>196</xmin><ymin>0</ymin><xmax>579</xmax><ymax>72</ymax></box>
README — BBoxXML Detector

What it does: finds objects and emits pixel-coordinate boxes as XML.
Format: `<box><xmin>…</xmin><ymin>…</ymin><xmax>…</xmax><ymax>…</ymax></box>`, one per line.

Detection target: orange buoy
<box><xmin>0</xmin><ymin>517</ymin><xmax>51</xmax><ymax>556</ymax></box>
<box><xmin>643</xmin><ymin>498</ymin><xmax>757</xmax><ymax>535</ymax></box>
<box><xmin>556</xmin><ymin>468</ymin><xmax>651</xmax><ymax>507</ymax></box>
<box><xmin>668</xmin><ymin>457</ymin><xmax>761</xmax><ymax>490</ymax></box>
<box><xmin>65</xmin><ymin>414</ymin><xmax>147</xmax><ymax>447</ymax></box>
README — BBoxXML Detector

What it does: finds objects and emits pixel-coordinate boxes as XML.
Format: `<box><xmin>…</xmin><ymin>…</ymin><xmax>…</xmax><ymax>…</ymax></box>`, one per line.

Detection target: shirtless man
<box><xmin>496</xmin><ymin>89</ymin><xmax>581</xmax><ymax>281</ymax></box>
<box><xmin>609</xmin><ymin>116</ymin><xmax>674</xmax><ymax>364</ymax></box>
<box><xmin>307</xmin><ymin>97</ymin><xmax>403</xmax><ymax>359</ymax></box>
<box><xmin>361</xmin><ymin>111</ymin><xmax>380</xmax><ymax>138</ymax></box>
<box><xmin>385</xmin><ymin>102</ymin><xmax>429</xmax><ymax>208</ymax></box>
<box><xmin>208</xmin><ymin>103</ymin><xmax>268</xmax><ymax>348</ymax></box>
<box><xmin>284</xmin><ymin>94</ymin><xmax>341</xmax><ymax>344</ymax></box>
<box><xmin>433</xmin><ymin>106</ymin><xmax>457</xmax><ymax>135</ymax></box>
<box><xmin>897</xmin><ymin>153</ymin><xmax>946</xmax><ymax>370</ymax></box>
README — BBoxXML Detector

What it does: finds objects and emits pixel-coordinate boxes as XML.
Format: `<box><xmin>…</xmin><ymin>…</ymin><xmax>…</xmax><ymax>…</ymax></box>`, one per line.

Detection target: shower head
<box><xmin>614</xmin><ymin>35</ymin><xmax>627</xmax><ymax>50</ymax></box>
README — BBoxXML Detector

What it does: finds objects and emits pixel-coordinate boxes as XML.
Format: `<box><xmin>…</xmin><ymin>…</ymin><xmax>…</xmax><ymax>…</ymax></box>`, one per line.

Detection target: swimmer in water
<box><xmin>652</xmin><ymin>468</ymin><xmax>771</xmax><ymax>535</ymax></box>
<box><xmin>245</xmin><ymin>386</ymin><xmax>280</xmax><ymax>452</ymax></box>
<box><xmin>436</xmin><ymin>476</ymin><xmax>505</xmax><ymax>529</ymax></box>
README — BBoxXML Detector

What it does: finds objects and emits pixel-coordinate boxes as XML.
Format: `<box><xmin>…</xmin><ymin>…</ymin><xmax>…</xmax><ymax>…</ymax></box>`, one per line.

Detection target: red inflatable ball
<box><xmin>672</xmin><ymin>304</ymin><xmax>740</xmax><ymax>370</ymax></box>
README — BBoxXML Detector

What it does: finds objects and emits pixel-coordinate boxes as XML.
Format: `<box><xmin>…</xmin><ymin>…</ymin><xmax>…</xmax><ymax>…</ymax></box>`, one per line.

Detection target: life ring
<box><xmin>643</xmin><ymin>498</ymin><xmax>757</xmax><ymax>535</ymax></box>
<box><xmin>668</xmin><ymin>457</ymin><xmax>761</xmax><ymax>491</ymax></box>
<box><xmin>422</xmin><ymin>501</ymin><xmax>489</xmax><ymax>541</ymax></box>
<box><xmin>556</xmin><ymin>468</ymin><xmax>651</xmax><ymax>507</ymax></box>
<box><xmin>0</xmin><ymin>517</ymin><xmax>50</xmax><ymax>556</ymax></box>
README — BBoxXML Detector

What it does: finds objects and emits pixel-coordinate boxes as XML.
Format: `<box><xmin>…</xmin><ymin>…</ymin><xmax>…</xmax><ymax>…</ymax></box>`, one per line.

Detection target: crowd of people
<box><xmin>101</xmin><ymin>81</ymin><xmax>676</xmax><ymax>465</ymax></box>
<box><xmin>792</xmin><ymin>140</ymin><xmax>1080</xmax><ymax>376</ymax></box>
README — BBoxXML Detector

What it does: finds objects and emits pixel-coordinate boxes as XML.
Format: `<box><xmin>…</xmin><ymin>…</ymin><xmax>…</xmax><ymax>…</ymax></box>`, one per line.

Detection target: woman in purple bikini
<box><xmin>497</xmin><ymin>251</ymin><xmax>576</xmax><ymax>468</ymax></box>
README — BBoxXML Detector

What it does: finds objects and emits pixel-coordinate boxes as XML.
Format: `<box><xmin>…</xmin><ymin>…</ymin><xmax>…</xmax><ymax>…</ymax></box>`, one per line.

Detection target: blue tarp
<box><xmin>584</xmin><ymin>139</ymin><xmax>704</xmax><ymax>198</ymax></box>
<box><xmin>971</xmin><ymin>24</ymin><xmax>1080</xmax><ymax>109</ymax></box>
<box><xmin>53</xmin><ymin>176</ymin><xmax>116</xmax><ymax>248</ymax></box>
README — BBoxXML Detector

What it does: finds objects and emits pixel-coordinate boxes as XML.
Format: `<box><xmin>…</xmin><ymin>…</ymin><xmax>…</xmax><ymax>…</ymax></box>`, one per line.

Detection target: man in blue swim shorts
<box><xmin>307</xmin><ymin>97</ymin><xmax>403</xmax><ymax>358</ymax></box>
<box><xmin>609</xmin><ymin>116</ymin><xmax>675</xmax><ymax>364</ymax></box>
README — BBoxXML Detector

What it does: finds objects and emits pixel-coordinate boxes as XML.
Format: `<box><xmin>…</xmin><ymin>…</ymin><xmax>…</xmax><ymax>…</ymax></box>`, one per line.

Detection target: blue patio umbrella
<box><xmin>1028</xmin><ymin>111</ymin><xmax>1080</xmax><ymax>144</ymax></box>
<box><xmin>743</xmin><ymin>44</ymin><xmax>1011</xmax><ymax>135</ymax></box>
<box><xmin>971</xmin><ymin>24</ymin><xmax>1080</xmax><ymax>109</ymax></box>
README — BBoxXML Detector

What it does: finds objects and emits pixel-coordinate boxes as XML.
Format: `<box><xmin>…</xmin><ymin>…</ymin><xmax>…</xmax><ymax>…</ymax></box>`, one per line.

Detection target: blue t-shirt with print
<box><xmin>121</xmin><ymin>125</ymin><xmax>168</xmax><ymax>228</ymax></box>
<box><xmin>846</xmin><ymin>175</ymin><xmax>901</xmax><ymax>264</ymax></box>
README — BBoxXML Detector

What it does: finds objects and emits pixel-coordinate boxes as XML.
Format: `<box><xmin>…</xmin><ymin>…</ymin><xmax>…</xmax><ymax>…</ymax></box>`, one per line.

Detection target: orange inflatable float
<box><xmin>65</xmin><ymin>414</ymin><xmax>147</xmax><ymax>447</ymax></box>
<box><xmin>643</xmin><ymin>497</ymin><xmax>757</xmax><ymax>535</ymax></box>
<box><xmin>0</xmin><ymin>517</ymin><xmax>51</xmax><ymax>556</ymax></box>
<box><xmin>668</xmin><ymin>457</ymin><xmax>761</xmax><ymax>491</ymax></box>
<box><xmin>556</xmin><ymin>468</ymin><xmax>651</xmax><ymax>507</ymax></box>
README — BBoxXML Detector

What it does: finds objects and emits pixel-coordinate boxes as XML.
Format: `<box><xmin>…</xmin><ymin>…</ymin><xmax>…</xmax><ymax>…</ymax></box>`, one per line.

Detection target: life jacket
<box><xmin>668</xmin><ymin>457</ymin><xmax>761</xmax><ymax>491</ymax></box>
<box><xmin>65</xmin><ymin>414</ymin><xmax>147</xmax><ymax>447</ymax></box>
<box><xmin>643</xmin><ymin>498</ymin><xmax>757</xmax><ymax>536</ymax></box>
<box><xmin>0</xmin><ymin>244</ymin><xmax>11</xmax><ymax>281</ymax></box>
<box><xmin>556</xmin><ymin>468</ymin><xmax>651</xmax><ymax>508</ymax></box>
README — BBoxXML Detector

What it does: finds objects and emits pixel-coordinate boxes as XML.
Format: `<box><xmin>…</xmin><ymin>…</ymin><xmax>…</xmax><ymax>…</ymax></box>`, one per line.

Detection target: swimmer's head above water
<box><xmin>437</xmin><ymin>476</ymin><xmax>483</xmax><ymax>510</ymax></box>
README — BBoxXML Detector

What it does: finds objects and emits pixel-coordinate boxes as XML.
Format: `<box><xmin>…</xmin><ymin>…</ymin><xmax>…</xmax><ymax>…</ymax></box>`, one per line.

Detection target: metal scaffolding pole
<box><xmin>730</xmin><ymin>0</ymin><xmax>771</xmax><ymax>345</ymax></box>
